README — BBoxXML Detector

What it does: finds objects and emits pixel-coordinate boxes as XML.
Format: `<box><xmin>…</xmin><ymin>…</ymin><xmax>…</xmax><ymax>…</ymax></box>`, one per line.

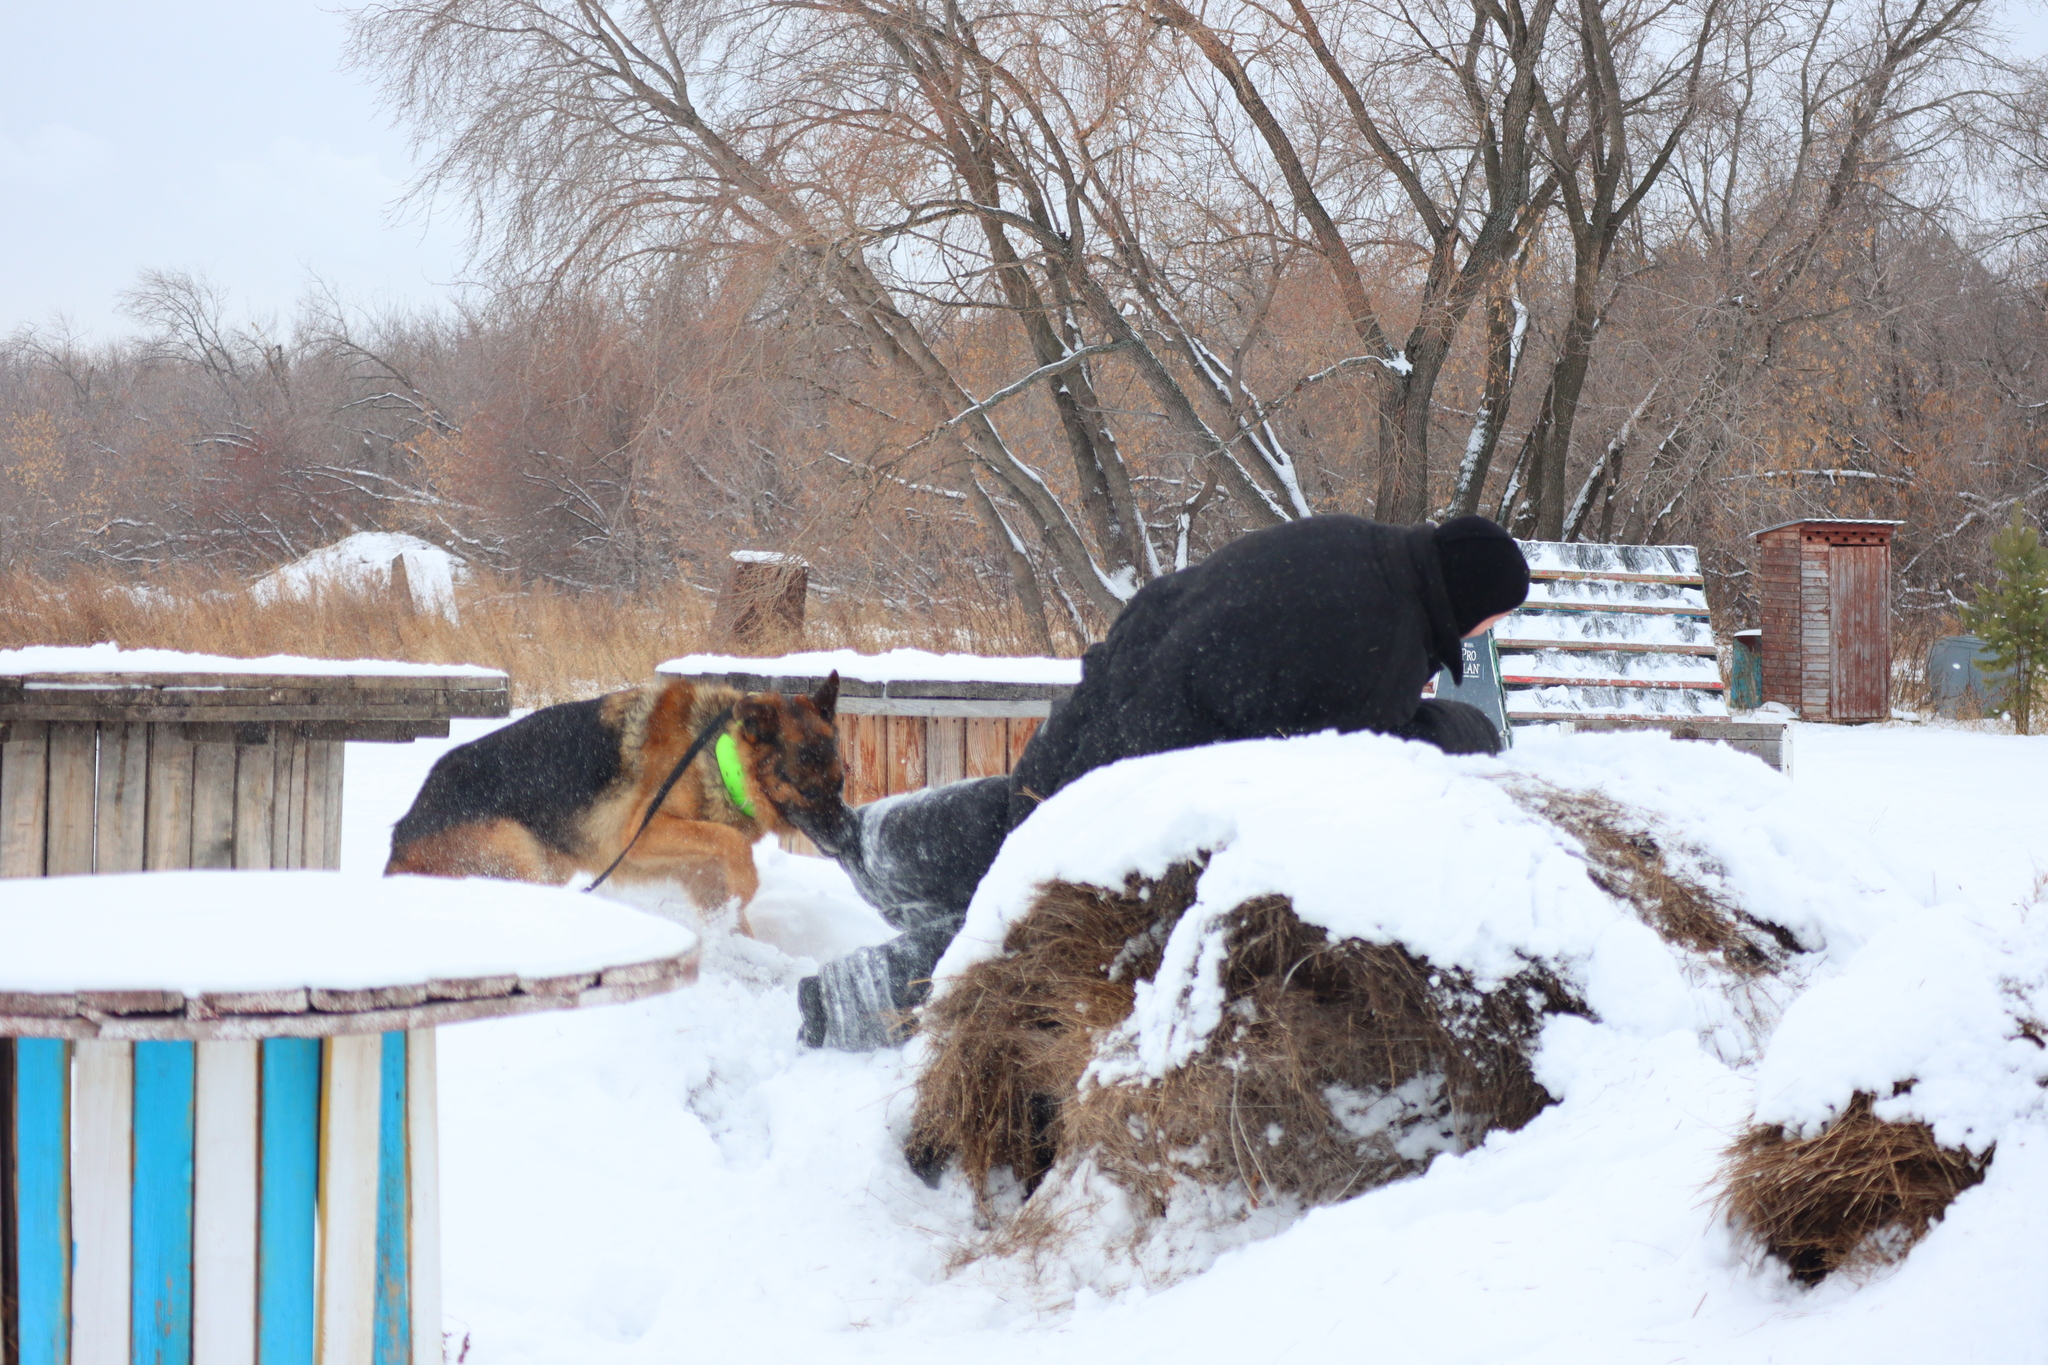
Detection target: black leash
<box><xmin>585</xmin><ymin>704</ymin><xmax>734</xmax><ymax>893</ymax></box>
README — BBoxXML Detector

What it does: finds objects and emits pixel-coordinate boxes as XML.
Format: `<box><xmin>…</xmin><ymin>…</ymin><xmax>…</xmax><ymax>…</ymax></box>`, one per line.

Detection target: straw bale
<box><xmin>1719</xmin><ymin>1092</ymin><xmax>1991</xmax><ymax>1284</ymax></box>
<box><xmin>908</xmin><ymin>860</ymin><xmax>1585</xmax><ymax>1220</ymax></box>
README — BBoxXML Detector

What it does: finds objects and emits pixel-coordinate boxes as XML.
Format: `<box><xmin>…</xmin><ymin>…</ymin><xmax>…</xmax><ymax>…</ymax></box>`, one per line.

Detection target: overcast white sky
<box><xmin>3</xmin><ymin>1</ymin><xmax>2046</xmax><ymax>341</ymax></box>
<box><xmin>0</xmin><ymin>1</ymin><xmax>469</xmax><ymax>340</ymax></box>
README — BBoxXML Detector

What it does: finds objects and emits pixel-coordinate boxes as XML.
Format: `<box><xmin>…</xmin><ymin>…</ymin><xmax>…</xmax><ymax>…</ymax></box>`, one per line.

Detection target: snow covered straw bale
<box><xmin>1717</xmin><ymin>893</ymin><xmax>2048</xmax><ymax>1281</ymax></box>
<box><xmin>910</xmin><ymin>730</ymin><xmax>1903</xmax><ymax>1248</ymax></box>
<box><xmin>249</xmin><ymin>531</ymin><xmax>468</xmax><ymax>622</ymax></box>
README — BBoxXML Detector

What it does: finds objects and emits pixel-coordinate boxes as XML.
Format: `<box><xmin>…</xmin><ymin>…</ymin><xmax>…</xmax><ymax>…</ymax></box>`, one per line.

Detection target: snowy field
<box><xmin>339</xmin><ymin>721</ymin><xmax>2048</xmax><ymax>1364</ymax></box>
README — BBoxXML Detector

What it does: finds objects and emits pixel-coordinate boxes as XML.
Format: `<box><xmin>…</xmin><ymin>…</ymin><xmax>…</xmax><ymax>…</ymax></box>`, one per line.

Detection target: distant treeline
<box><xmin>8</xmin><ymin>0</ymin><xmax>2048</xmax><ymax>645</ymax></box>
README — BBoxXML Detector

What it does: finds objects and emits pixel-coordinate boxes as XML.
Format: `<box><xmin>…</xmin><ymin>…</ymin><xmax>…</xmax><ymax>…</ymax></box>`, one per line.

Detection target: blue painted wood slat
<box><xmin>374</xmin><ymin>1032</ymin><xmax>410</xmax><ymax>1365</ymax></box>
<box><xmin>14</xmin><ymin>1039</ymin><xmax>70</xmax><ymax>1365</ymax></box>
<box><xmin>132</xmin><ymin>1041</ymin><xmax>196</xmax><ymax>1365</ymax></box>
<box><xmin>258</xmin><ymin>1039</ymin><xmax>321</xmax><ymax>1365</ymax></box>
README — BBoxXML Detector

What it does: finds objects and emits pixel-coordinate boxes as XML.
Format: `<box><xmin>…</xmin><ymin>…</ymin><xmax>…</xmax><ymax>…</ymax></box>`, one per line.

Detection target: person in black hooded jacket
<box><xmin>788</xmin><ymin>514</ymin><xmax>1530</xmax><ymax>1050</ymax></box>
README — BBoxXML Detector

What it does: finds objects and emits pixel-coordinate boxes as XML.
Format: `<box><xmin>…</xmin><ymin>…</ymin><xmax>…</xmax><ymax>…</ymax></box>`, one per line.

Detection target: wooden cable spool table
<box><xmin>0</xmin><ymin>647</ymin><xmax>588</xmax><ymax>1365</ymax></box>
<box><xmin>0</xmin><ymin>871</ymin><xmax>699</xmax><ymax>1365</ymax></box>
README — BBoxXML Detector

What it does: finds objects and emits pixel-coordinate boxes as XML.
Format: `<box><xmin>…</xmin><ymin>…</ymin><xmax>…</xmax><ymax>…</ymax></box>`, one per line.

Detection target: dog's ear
<box><xmin>811</xmin><ymin>671</ymin><xmax>840</xmax><ymax>724</ymax></box>
<box><xmin>734</xmin><ymin>694</ymin><xmax>781</xmax><ymax>743</ymax></box>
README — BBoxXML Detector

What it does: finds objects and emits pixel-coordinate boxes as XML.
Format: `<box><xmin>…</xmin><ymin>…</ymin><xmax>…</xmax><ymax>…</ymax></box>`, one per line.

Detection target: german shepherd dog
<box><xmin>386</xmin><ymin>673</ymin><xmax>845</xmax><ymax>931</ymax></box>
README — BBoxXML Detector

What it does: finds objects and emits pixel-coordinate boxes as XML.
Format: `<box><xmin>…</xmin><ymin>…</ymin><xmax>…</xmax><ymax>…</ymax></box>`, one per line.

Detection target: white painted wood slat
<box><xmin>408</xmin><ymin>1028</ymin><xmax>444</xmax><ymax>1365</ymax></box>
<box><xmin>72</xmin><ymin>1039</ymin><xmax>134</xmax><ymax>1365</ymax></box>
<box><xmin>320</xmin><ymin>1034</ymin><xmax>382</xmax><ymax>1365</ymax></box>
<box><xmin>194</xmin><ymin>1039</ymin><xmax>259</xmax><ymax>1365</ymax></box>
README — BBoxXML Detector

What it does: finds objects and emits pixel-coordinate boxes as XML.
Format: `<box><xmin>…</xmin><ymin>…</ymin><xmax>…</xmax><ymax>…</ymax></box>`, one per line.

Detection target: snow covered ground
<box><xmin>340</xmin><ymin>720</ymin><xmax>2048</xmax><ymax>1364</ymax></box>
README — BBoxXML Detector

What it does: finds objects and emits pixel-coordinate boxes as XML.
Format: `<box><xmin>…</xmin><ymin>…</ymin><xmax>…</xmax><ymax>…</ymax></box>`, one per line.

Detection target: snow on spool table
<box><xmin>662</xmin><ymin>649</ymin><xmax>1081</xmax><ymax>809</ymax></box>
<box><xmin>0</xmin><ymin>646</ymin><xmax>510</xmax><ymax>877</ymax></box>
<box><xmin>0</xmin><ymin>871</ymin><xmax>698</xmax><ymax>1365</ymax></box>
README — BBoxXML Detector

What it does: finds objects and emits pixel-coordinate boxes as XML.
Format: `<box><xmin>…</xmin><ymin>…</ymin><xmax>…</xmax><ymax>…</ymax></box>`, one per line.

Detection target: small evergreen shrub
<box><xmin>1961</xmin><ymin>507</ymin><xmax>2048</xmax><ymax>734</ymax></box>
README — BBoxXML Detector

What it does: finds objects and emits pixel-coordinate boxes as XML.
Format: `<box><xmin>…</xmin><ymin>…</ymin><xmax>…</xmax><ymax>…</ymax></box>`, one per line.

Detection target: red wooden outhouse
<box><xmin>1751</xmin><ymin>519</ymin><xmax>1901</xmax><ymax>722</ymax></box>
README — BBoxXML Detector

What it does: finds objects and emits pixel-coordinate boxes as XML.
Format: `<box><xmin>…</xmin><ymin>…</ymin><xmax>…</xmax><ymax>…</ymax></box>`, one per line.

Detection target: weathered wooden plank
<box><xmin>0</xmin><ymin>961</ymin><xmax>700</xmax><ymax>1042</ymax></box>
<box><xmin>963</xmin><ymin>719</ymin><xmax>1009</xmax><ymax>780</ymax></box>
<box><xmin>0</xmin><ymin>706</ymin><xmax>480</xmax><ymax>727</ymax></box>
<box><xmin>72</xmin><ymin>1039</ymin><xmax>134</xmax><ymax>1365</ymax></box>
<box><xmin>321</xmin><ymin>1033</ymin><xmax>383</xmax><ymax>1365</ymax></box>
<box><xmin>407</xmin><ymin>1029</ymin><xmax>443</xmax><ymax>1365</ymax></box>
<box><xmin>374</xmin><ymin>1033</ymin><xmax>411</xmax><ymax>1365</ymax></box>
<box><xmin>311</xmin><ymin>986</ymin><xmax>429</xmax><ymax>1013</ymax></box>
<box><xmin>277</xmin><ymin>729</ymin><xmax>306</xmax><ymax>871</ymax></box>
<box><xmin>15</xmin><ymin>1038</ymin><xmax>71</xmax><ymax>1365</ymax></box>
<box><xmin>96</xmin><ymin>722</ymin><xmax>151</xmax><ymax>875</ymax></box>
<box><xmin>133</xmin><ymin>1040</ymin><xmax>197</xmax><ymax>1365</ymax></box>
<box><xmin>79</xmin><ymin>989</ymin><xmax>185</xmax><ymax>1016</ymax></box>
<box><xmin>0</xmin><ymin>670</ymin><xmax>503</xmax><ymax>693</ymax></box>
<box><xmin>299</xmin><ymin>738</ymin><xmax>331</xmax><ymax>872</ymax></box>
<box><xmin>831</xmin><ymin>698</ymin><xmax>1057</xmax><ymax>718</ymax></box>
<box><xmin>259</xmin><ymin>1039</ymin><xmax>320</xmax><ymax>1365</ymax></box>
<box><xmin>1525</xmin><ymin>569</ymin><xmax>1704</xmax><ymax>585</ymax></box>
<box><xmin>846</xmin><ymin>715</ymin><xmax>886</xmax><ymax>807</ymax></box>
<box><xmin>191</xmin><ymin>741</ymin><xmax>239</xmax><ymax>870</ymax></box>
<box><xmin>925</xmin><ymin>717</ymin><xmax>966</xmax><ymax>788</ymax></box>
<box><xmin>1006</xmin><ymin>717</ymin><xmax>1040</xmax><ymax>774</ymax></box>
<box><xmin>146</xmin><ymin>725</ymin><xmax>197</xmax><ymax>871</ymax></box>
<box><xmin>233</xmin><ymin>737</ymin><xmax>276</xmax><ymax>870</ymax></box>
<box><xmin>194</xmin><ymin>1039</ymin><xmax>260</xmax><ymax>1365</ymax></box>
<box><xmin>1</xmin><ymin>720</ymin><xmax>50</xmax><ymax>877</ymax></box>
<box><xmin>45</xmin><ymin>722</ymin><xmax>98</xmax><ymax>876</ymax></box>
<box><xmin>885</xmin><ymin>717</ymin><xmax>924</xmax><ymax>797</ymax></box>
<box><xmin>194</xmin><ymin>988</ymin><xmax>309</xmax><ymax>1018</ymax></box>
<box><xmin>320</xmin><ymin>740</ymin><xmax>345</xmax><ymax>871</ymax></box>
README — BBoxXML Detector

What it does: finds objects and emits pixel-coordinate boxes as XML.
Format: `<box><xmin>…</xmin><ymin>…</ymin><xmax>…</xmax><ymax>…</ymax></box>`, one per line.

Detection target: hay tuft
<box><xmin>1719</xmin><ymin>1092</ymin><xmax>1991</xmax><ymax>1284</ymax></box>
<box><xmin>908</xmin><ymin>860</ymin><xmax>1584</xmax><ymax>1222</ymax></box>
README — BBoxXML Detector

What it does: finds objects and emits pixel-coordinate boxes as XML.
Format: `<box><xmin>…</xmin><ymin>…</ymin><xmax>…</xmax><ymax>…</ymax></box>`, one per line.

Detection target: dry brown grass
<box><xmin>1508</xmin><ymin>780</ymin><xmax>1801</xmax><ymax>976</ymax></box>
<box><xmin>1719</xmin><ymin>1093</ymin><xmax>1991</xmax><ymax>1284</ymax></box>
<box><xmin>909</xmin><ymin>861</ymin><xmax>1584</xmax><ymax>1223</ymax></box>
<box><xmin>0</xmin><ymin>565</ymin><xmax>1053</xmax><ymax>706</ymax></box>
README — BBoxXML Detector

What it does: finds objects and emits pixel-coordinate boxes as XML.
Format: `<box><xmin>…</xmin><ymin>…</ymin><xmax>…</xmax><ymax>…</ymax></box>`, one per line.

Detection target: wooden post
<box><xmin>389</xmin><ymin>555</ymin><xmax>417</xmax><ymax>617</ymax></box>
<box><xmin>711</xmin><ymin>553</ymin><xmax>808</xmax><ymax>655</ymax></box>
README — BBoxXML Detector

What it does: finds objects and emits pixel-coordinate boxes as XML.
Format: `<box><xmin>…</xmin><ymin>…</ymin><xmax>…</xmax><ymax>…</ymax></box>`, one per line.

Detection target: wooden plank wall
<box><xmin>0</xmin><ymin>722</ymin><xmax>345</xmax><ymax>878</ymax></box>
<box><xmin>835</xmin><ymin>715</ymin><xmax>1043</xmax><ymax>807</ymax></box>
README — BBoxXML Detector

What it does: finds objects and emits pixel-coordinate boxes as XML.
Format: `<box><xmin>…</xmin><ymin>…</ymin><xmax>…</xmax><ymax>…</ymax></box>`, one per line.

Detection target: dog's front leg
<box><xmin>605</xmin><ymin>816</ymin><xmax>762</xmax><ymax>934</ymax></box>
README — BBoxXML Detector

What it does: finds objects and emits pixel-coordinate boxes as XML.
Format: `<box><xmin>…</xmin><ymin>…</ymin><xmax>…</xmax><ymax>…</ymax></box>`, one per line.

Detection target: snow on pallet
<box><xmin>1502</xmin><ymin>541</ymin><xmax>1728</xmax><ymax>722</ymax></box>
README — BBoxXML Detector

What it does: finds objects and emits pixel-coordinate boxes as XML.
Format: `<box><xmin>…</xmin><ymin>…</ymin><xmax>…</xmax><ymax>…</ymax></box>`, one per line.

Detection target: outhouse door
<box><xmin>1828</xmin><ymin>543</ymin><xmax>1890</xmax><ymax>721</ymax></box>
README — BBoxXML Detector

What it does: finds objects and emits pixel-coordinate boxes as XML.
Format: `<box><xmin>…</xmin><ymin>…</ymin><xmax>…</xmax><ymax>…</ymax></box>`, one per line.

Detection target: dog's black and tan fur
<box><xmin>386</xmin><ymin>674</ymin><xmax>845</xmax><ymax>929</ymax></box>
